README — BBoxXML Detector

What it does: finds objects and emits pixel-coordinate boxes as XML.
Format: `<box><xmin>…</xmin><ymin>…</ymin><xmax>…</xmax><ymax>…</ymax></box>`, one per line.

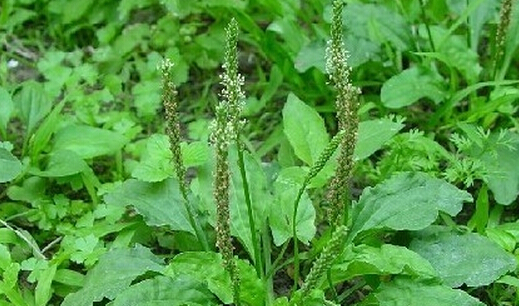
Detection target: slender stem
<box><xmin>337</xmin><ymin>279</ymin><xmax>366</xmax><ymax>303</ymax></box>
<box><xmin>262</xmin><ymin>223</ymin><xmax>275</xmax><ymax>306</ymax></box>
<box><xmin>178</xmin><ymin>181</ymin><xmax>210</xmax><ymax>251</ymax></box>
<box><xmin>418</xmin><ymin>0</ymin><xmax>436</xmax><ymax>52</ymax></box>
<box><xmin>265</xmin><ymin>240</ymin><xmax>289</xmax><ymax>280</ymax></box>
<box><xmin>291</xmin><ymin>177</ymin><xmax>310</xmax><ymax>290</ymax></box>
<box><xmin>236</xmin><ymin>141</ymin><xmax>263</xmax><ymax>277</ymax></box>
<box><xmin>327</xmin><ymin>269</ymin><xmax>338</xmax><ymax>303</ymax></box>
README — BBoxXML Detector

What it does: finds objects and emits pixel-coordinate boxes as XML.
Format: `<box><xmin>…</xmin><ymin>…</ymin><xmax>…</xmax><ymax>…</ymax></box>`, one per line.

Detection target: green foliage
<box><xmin>360</xmin><ymin>277</ymin><xmax>485</xmax><ymax>306</ymax></box>
<box><xmin>410</xmin><ymin>229</ymin><xmax>517</xmax><ymax>287</ymax></box>
<box><xmin>61</xmin><ymin>245</ymin><xmax>165</xmax><ymax>306</ymax></box>
<box><xmin>104</xmin><ymin>178</ymin><xmax>196</xmax><ymax>234</ymax></box>
<box><xmin>332</xmin><ymin>244</ymin><xmax>438</xmax><ymax>283</ymax></box>
<box><xmin>282</xmin><ymin>93</ymin><xmax>329</xmax><ymax>166</ymax></box>
<box><xmin>349</xmin><ymin>172</ymin><xmax>472</xmax><ymax>242</ymax></box>
<box><xmin>1</xmin><ymin>0</ymin><xmax>519</xmax><ymax>305</ymax></box>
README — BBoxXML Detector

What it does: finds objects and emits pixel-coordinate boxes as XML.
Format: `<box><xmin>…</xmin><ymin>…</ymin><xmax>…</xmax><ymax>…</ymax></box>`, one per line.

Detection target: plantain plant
<box><xmin>1</xmin><ymin>0</ymin><xmax>519</xmax><ymax>305</ymax></box>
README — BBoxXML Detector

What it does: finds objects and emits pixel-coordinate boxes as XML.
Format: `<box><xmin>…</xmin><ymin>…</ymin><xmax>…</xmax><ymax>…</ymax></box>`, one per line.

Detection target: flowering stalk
<box><xmin>291</xmin><ymin>130</ymin><xmax>345</xmax><ymax>289</ymax></box>
<box><xmin>210</xmin><ymin>18</ymin><xmax>249</xmax><ymax>305</ymax></box>
<box><xmin>326</xmin><ymin>0</ymin><xmax>361</xmax><ymax>227</ymax></box>
<box><xmin>161</xmin><ymin>59</ymin><xmax>209</xmax><ymax>251</ymax></box>
<box><xmin>493</xmin><ymin>0</ymin><xmax>513</xmax><ymax>80</ymax></box>
<box><xmin>299</xmin><ymin>226</ymin><xmax>348</xmax><ymax>302</ymax></box>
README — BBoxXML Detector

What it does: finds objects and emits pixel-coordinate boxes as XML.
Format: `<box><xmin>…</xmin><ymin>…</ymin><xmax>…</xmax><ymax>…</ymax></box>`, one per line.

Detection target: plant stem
<box><xmin>291</xmin><ymin>178</ymin><xmax>310</xmax><ymax>290</ymax></box>
<box><xmin>180</xmin><ymin>191</ymin><xmax>210</xmax><ymax>251</ymax></box>
<box><xmin>265</xmin><ymin>240</ymin><xmax>289</xmax><ymax>280</ymax></box>
<box><xmin>418</xmin><ymin>0</ymin><xmax>436</xmax><ymax>52</ymax></box>
<box><xmin>236</xmin><ymin>141</ymin><xmax>263</xmax><ymax>278</ymax></box>
<box><xmin>262</xmin><ymin>223</ymin><xmax>275</xmax><ymax>306</ymax></box>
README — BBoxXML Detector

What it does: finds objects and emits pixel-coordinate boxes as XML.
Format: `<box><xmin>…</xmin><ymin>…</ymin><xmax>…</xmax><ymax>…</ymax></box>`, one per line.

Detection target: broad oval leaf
<box><xmin>269</xmin><ymin>180</ymin><xmax>316</xmax><ymax>246</ymax></box>
<box><xmin>104</xmin><ymin>178</ymin><xmax>195</xmax><ymax>235</ymax></box>
<box><xmin>61</xmin><ymin>245</ymin><xmax>164</xmax><ymax>306</ymax></box>
<box><xmin>381</xmin><ymin>66</ymin><xmax>446</xmax><ymax>108</ymax></box>
<box><xmin>14</xmin><ymin>80</ymin><xmax>53</xmax><ymax>135</ymax></box>
<box><xmin>132</xmin><ymin>134</ymin><xmax>210</xmax><ymax>182</ymax></box>
<box><xmin>30</xmin><ymin>150</ymin><xmax>88</xmax><ymax>177</ymax></box>
<box><xmin>355</xmin><ymin>118</ymin><xmax>404</xmax><ymax>160</ymax></box>
<box><xmin>348</xmin><ymin>172</ymin><xmax>472</xmax><ymax>242</ymax></box>
<box><xmin>410</xmin><ymin>230</ymin><xmax>517</xmax><ymax>287</ymax></box>
<box><xmin>342</xmin><ymin>3</ymin><xmax>413</xmax><ymax>51</ymax></box>
<box><xmin>192</xmin><ymin>147</ymin><xmax>271</xmax><ymax>259</ymax></box>
<box><xmin>53</xmin><ymin>125</ymin><xmax>128</xmax><ymax>159</ymax></box>
<box><xmin>165</xmin><ymin>251</ymin><xmax>265</xmax><ymax>306</ymax></box>
<box><xmin>228</xmin><ymin>149</ymin><xmax>270</xmax><ymax>257</ymax></box>
<box><xmin>360</xmin><ymin>277</ymin><xmax>485</xmax><ymax>306</ymax></box>
<box><xmin>165</xmin><ymin>252</ymin><xmax>232</xmax><ymax>304</ymax></box>
<box><xmin>477</xmin><ymin>131</ymin><xmax>519</xmax><ymax>205</ymax></box>
<box><xmin>112</xmin><ymin>275</ymin><xmax>218</xmax><ymax>306</ymax></box>
<box><xmin>131</xmin><ymin>134</ymin><xmax>174</xmax><ymax>182</ymax></box>
<box><xmin>282</xmin><ymin>93</ymin><xmax>328</xmax><ymax>165</ymax></box>
<box><xmin>331</xmin><ymin>244</ymin><xmax>438</xmax><ymax>284</ymax></box>
<box><xmin>0</xmin><ymin>148</ymin><xmax>22</xmax><ymax>183</ymax></box>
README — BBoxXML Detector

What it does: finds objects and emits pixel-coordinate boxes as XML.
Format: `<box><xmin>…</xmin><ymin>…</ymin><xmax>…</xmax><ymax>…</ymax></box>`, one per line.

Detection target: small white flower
<box><xmin>7</xmin><ymin>59</ymin><xmax>19</xmax><ymax>69</ymax></box>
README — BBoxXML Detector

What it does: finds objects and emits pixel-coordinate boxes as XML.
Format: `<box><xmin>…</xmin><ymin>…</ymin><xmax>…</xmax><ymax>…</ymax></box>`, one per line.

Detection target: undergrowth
<box><xmin>1</xmin><ymin>0</ymin><xmax>519</xmax><ymax>305</ymax></box>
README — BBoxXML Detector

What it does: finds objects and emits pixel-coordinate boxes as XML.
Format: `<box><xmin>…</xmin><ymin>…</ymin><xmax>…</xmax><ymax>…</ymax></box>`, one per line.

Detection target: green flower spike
<box><xmin>326</xmin><ymin>0</ymin><xmax>361</xmax><ymax>227</ymax></box>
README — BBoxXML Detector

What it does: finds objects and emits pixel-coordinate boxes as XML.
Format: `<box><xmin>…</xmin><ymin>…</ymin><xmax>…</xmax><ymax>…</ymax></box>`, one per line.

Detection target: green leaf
<box><xmin>35</xmin><ymin>264</ymin><xmax>56</xmax><ymax>306</ymax></box>
<box><xmin>295</xmin><ymin>34</ymin><xmax>380</xmax><ymax>73</ymax></box>
<box><xmin>349</xmin><ymin>172</ymin><xmax>472</xmax><ymax>242</ymax></box>
<box><xmin>0</xmin><ymin>148</ymin><xmax>22</xmax><ymax>183</ymax></box>
<box><xmin>132</xmin><ymin>80</ymin><xmax>161</xmax><ymax>120</ymax></box>
<box><xmin>360</xmin><ymin>277</ymin><xmax>484</xmax><ymax>306</ymax></box>
<box><xmin>182</xmin><ymin>141</ymin><xmax>210</xmax><ymax>167</ymax></box>
<box><xmin>165</xmin><ymin>252</ymin><xmax>265</xmax><ymax>306</ymax></box>
<box><xmin>467</xmin><ymin>185</ymin><xmax>489</xmax><ymax>234</ymax></box>
<box><xmin>294</xmin><ymin>41</ymin><xmax>326</xmax><ymax>73</ymax></box>
<box><xmin>229</xmin><ymin>150</ymin><xmax>270</xmax><ymax>257</ymax></box>
<box><xmin>485</xmin><ymin>228</ymin><xmax>516</xmax><ymax>252</ymax></box>
<box><xmin>334</xmin><ymin>3</ymin><xmax>412</xmax><ymax>50</ymax></box>
<box><xmin>104</xmin><ymin>178</ymin><xmax>195</xmax><ymax>234</ymax></box>
<box><xmin>61</xmin><ymin>0</ymin><xmax>93</xmax><ymax>24</ymax></box>
<box><xmin>267</xmin><ymin>17</ymin><xmax>309</xmax><ymax>55</ymax></box>
<box><xmin>282</xmin><ymin>93</ymin><xmax>328</xmax><ymax>165</ymax></box>
<box><xmin>0</xmin><ymin>87</ymin><xmax>13</xmax><ymax>136</ymax></box>
<box><xmin>420</xmin><ymin>25</ymin><xmax>482</xmax><ymax>82</ymax></box>
<box><xmin>30</xmin><ymin>99</ymin><xmax>66</xmax><ymax>160</ymax></box>
<box><xmin>13</xmin><ymin>81</ymin><xmax>53</xmax><ymax>135</ymax></box>
<box><xmin>381</xmin><ymin>66</ymin><xmax>446</xmax><ymax>108</ymax></box>
<box><xmin>475</xmin><ymin>131</ymin><xmax>519</xmax><ymax>205</ymax></box>
<box><xmin>291</xmin><ymin>289</ymin><xmax>338</xmax><ymax>306</ymax></box>
<box><xmin>132</xmin><ymin>135</ymin><xmax>209</xmax><ymax>182</ymax></box>
<box><xmin>117</xmin><ymin>0</ymin><xmax>154</xmax><ymax>20</ymax></box>
<box><xmin>53</xmin><ymin>269</ymin><xmax>85</xmax><ymax>287</ymax></box>
<box><xmin>269</xmin><ymin>180</ymin><xmax>316</xmax><ymax>246</ymax></box>
<box><xmin>31</xmin><ymin>150</ymin><xmax>88</xmax><ymax>177</ymax></box>
<box><xmin>7</xmin><ymin>176</ymin><xmax>46</xmax><ymax>203</ymax></box>
<box><xmin>0</xmin><ymin>278</ymin><xmax>29</xmax><ymax>306</ymax></box>
<box><xmin>36</xmin><ymin>51</ymin><xmax>72</xmax><ymax>96</ymax></box>
<box><xmin>112</xmin><ymin>275</ymin><xmax>217</xmax><ymax>306</ymax></box>
<box><xmin>112</xmin><ymin>23</ymin><xmax>150</xmax><ymax>56</ymax></box>
<box><xmin>355</xmin><ymin>118</ymin><xmax>405</xmax><ymax>160</ymax></box>
<box><xmin>61</xmin><ymin>245</ymin><xmax>164</xmax><ymax>306</ymax></box>
<box><xmin>410</xmin><ymin>230</ymin><xmax>516</xmax><ymax>287</ymax></box>
<box><xmin>131</xmin><ymin>134</ymin><xmax>174</xmax><ymax>182</ymax></box>
<box><xmin>331</xmin><ymin>244</ymin><xmax>438</xmax><ymax>284</ymax></box>
<box><xmin>192</xmin><ymin>148</ymin><xmax>270</xmax><ymax>256</ymax></box>
<box><xmin>467</xmin><ymin>0</ymin><xmax>500</xmax><ymax>51</ymax></box>
<box><xmin>53</xmin><ymin>125</ymin><xmax>128</xmax><ymax>159</ymax></box>
<box><xmin>165</xmin><ymin>252</ymin><xmax>232</xmax><ymax>303</ymax></box>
